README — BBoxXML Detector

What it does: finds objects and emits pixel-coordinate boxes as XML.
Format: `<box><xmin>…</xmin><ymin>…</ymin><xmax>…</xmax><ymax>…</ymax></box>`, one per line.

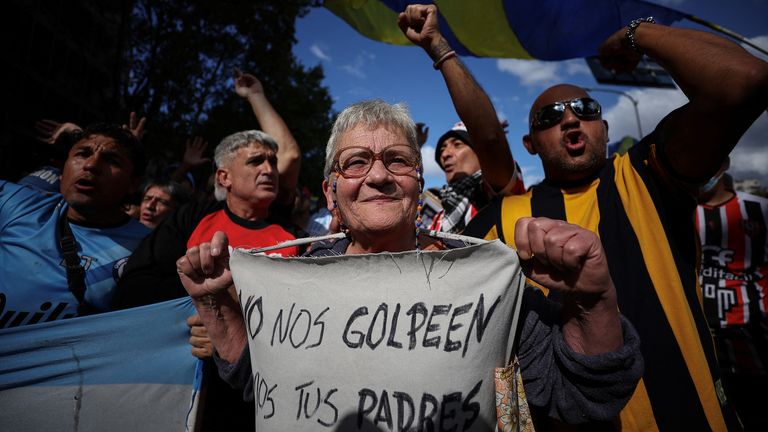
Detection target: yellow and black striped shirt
<box><xmin>465</xmin><ymin>138</ymin><xmax>740</xmax><ymax>431</ymax></box>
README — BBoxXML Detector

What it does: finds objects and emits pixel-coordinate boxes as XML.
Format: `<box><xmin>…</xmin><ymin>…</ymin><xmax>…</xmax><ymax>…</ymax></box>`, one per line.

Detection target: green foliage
<box><xmin>124</xmin><ymin>0</ymin><xmax>333</xmax><ymax>195</ymax></box>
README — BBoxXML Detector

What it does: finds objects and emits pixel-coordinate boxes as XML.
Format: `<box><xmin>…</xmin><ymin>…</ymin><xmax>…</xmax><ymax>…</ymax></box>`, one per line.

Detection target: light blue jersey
<box><xmin>0</xmin><ymin>181</ymin><xmax>149</xmax><ymax>328</ymax></box>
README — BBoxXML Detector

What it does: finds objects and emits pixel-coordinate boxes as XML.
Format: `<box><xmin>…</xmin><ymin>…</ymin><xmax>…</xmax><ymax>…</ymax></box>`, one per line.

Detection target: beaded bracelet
<box><xmin>626</xmin><ymin>17</ymin><xmax>655</xmax><ymax>53</ymax></box>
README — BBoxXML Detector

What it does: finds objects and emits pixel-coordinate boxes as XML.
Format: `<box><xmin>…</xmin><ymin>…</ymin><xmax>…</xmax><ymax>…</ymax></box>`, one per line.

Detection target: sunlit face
<box><xmin>139</xmin><ymin>186</ymin><xmax>176</xmax><ymax>228</ymax></box>
<box><xmin>439</xmin><ymin>137</ymin><xmax>481</xmax><ymax>183</ymax></box>
<box><xmin>60</xmin><ymin>134</ymin><xmax>137</xmax><ymax>218</ymax></box>
<box><xmin>217</xmin><ymin>142</ymin><xmax>278</xmax><ymax>211</ymax></box>
<box><xmin>523</xmin><ymin>85</ymin><xmax>609</xmax><ymax>183</ymax></box>
<box><xmin>323</xmin><ymin>124</ymin><xmax>421</xmax><ymax>241</ymax></box>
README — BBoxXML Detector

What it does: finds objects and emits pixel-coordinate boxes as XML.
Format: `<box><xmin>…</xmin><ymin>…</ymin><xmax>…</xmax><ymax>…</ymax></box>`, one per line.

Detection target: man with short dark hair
<box><xmin>138</xmin><ymin>180</ymin><xmax>191</xmax><ymax>229</ymax></box>
<box><xmin>464</xmin><ymin>15</ymin><xmax>768</xmax><ymax>431</ymax></box>
<box><xmin>0</xmin><ymin>124</ymin><xmax>149</xmax><ymax>326</ymax></box>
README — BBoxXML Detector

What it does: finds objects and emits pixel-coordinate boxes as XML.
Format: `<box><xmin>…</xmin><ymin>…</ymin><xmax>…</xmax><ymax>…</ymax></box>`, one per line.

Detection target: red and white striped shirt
<box><xmin>696</xmin><ymin>191</ymin><xmax>768</xmax><ymax>328</ymax></box>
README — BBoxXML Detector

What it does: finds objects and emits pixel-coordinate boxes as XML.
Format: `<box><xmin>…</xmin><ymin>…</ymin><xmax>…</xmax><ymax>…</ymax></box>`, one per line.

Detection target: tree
<box><xmin>123</xmin><ymin>0</ymin><xmax>334</xmax><ymax>196</ymax></box>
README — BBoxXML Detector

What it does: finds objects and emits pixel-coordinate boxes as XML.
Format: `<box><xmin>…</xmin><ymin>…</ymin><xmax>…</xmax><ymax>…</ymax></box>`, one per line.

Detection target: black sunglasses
<box><xmin>530</xmin><ymin>97</ymin><xmax>602</xmax><ymax>129</ymax></box>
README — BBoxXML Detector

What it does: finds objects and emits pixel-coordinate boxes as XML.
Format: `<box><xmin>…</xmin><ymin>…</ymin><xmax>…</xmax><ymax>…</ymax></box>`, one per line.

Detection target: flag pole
<box><xmin>685</xmin><ymin>15</ymin><xmax>768</xmax><ymax>57</ymax></box>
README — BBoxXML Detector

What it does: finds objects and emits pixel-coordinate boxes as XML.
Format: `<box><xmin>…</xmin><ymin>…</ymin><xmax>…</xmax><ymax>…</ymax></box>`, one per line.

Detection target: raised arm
<box><xmin>234</xmin><ymin>68</ymin><xmax>301</xmax><ymax>198</ymax></box>
<box><xmin>600</xmin><ymin>22</ymin><xmax>768</xmax><ymax>181</ymax></box>
<box><xmin>171</xmin><ymin>136</ymin><xmax>210</xmax><ymax>186</ymax></box>
<box><xmin>398</xmin><ymin>4</ymin><xmax>517</xmax><ymax>192</ymax></box>
<box><xmin>176</xmin><ymin>230</ymin><xmax>247</xmax><ymax>363</ymax></box>
<box><xmin>515</xmin><ymin>217</ymin><xmax>621</xmax><ymax>354</ymax></box>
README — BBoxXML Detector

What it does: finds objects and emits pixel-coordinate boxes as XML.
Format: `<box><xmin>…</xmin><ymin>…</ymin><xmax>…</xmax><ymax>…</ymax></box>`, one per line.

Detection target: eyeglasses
<box><xmin>333</xmin><ymin>145</ymin><xmax>420</xmax><ymax>178</ymax></box>
<box><xmin>530</xmin><ymin>97</ymin><xmax>602</xmax><ymax>129</ymax></box>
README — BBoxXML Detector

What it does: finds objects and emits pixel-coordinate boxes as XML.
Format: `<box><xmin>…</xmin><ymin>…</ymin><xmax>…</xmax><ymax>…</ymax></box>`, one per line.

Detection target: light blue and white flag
<box><xmin>0</xmin><ymin>298</ymin><xmax>202</xmax><ymax>432</ymax></box>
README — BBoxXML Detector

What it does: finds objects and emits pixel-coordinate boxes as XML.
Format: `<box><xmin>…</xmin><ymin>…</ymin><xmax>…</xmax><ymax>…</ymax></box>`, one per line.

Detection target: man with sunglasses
<box><xmin>464</xmin><ymin>17</ymin><xmax>768</xmax><ymax>432</ymax></box>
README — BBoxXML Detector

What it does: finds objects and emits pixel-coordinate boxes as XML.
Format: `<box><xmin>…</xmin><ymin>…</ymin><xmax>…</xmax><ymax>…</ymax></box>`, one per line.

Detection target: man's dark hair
<box><xmin>142</xmin><ymin>179</ymin><xmax>192</xmax><ymax>206</ymax></box>
<box><xmin>72</xmin><ymin>124</ymin><xmax>146</xmax><ymax>177</ymax></box>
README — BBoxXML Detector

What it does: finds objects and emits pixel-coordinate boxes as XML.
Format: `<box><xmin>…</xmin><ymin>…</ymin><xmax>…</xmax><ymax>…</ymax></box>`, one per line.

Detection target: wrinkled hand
<box><xmin>234</xmin><ymin>68</ymin><xmax>264</xmax><ymax>99</ymax></box>
<box><xmin>123</xmin><ymin>112</ymin><xmax>147</xmax><ymax>139</ymax></box>
<box><xmin>187</xmin><ymin>314</ymin><xmax>213</xmax><ymax>359</ymax></box>
<box><xmin>182</xmin><ymin>136</ymin><xmax>210</xmax><ymax>167</ymax></box>
<box><xmin>515</xmin><ymin>217</ymin><xmax>613</xmax><ymax>298</ymax></box>
<box><xmin>599</xmin><ymin>27</ymin><xmax>643</xmax><ymax>74</ymax></box>
<box><xmin>177</xmin><ymin>231</ymin><xmax>233</xmax><ymax>298</ymax></box>
<box><xmin>35</xmin><ymin>119</ymin><xmax>81</xmax><ymax>145</ymax></box>
<box><xmin>416</xmin><ymin>122</ymin><xmax>429</xmax><ymax>147</ymax></box>
<box><xmin>397</xmin><ymin>4</ymin><xmax>444</xmax><ymax>53</ymax></box>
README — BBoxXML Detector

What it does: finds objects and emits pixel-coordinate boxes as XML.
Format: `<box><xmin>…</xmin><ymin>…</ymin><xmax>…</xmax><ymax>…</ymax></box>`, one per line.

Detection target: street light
<box><xmin>583</xmin><ymin>87</ymin><xmax>643</xmax><ymax>139</ymax></box>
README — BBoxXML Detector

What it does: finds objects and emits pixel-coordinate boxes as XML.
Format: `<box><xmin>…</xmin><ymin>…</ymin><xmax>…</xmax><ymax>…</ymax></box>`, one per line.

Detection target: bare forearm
<box><xmin>190</xmin><ymin>287</ymin><xmax>247</xmax><ymax>363</ymax></box>
<box><xmin>247</xmin><ymin>94</ymin><xmax>301</xmax><ymax>192</ymax></box>
<box><xmin>636</xmin><ymin>24</ymin><xmax>768</xmax><ymax>106</ymax></box>
<box><xmin>561</xmin><ymin>290</ymin><xmax>622</xmax><ymax>355</ymax></box>
<box><xmin>631</xmin><ymin>24</ymin><xmax>768</xmax><ymax>179</ymax></box>
<box><xmin>432</xmin><ymin>39</ymin><xmax>515</xmax><ymax>190</ymax></box>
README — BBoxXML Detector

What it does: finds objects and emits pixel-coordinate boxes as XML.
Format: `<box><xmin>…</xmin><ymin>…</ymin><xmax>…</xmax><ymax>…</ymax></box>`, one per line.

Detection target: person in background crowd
<box><xmin>304</xmin><ymin>193</ymin><xmax>336</xmax><ymax>236</ymax></box>
<box><xmin>0</xmin><ymin>123</ymin><xmax>149</xmax><ymax>327</ymax></box>
<box><xmin>429</xmin><ymin>120</ymin><xmax>525</xmax><ymax>233</ymax></box>
<box><xmin>696</xmin><ymin>157</ymin><xmax>768</xmax><ymax>431</ymax></box>
<box><xmin>168</xmin><ymin>136</ymin><xmax>210</xmax><ymax>194</ymax></box>
<box><xmin>463</xmin><ymin>4</ymin><xmax>768</xmax><ymax>430</ymax></box>
<box><xmin>138</xmin><ymin>179</ymin><xmax>191</xmax><ymax>229</ymax></box>
<box><xmin>19</xmin><ymin>113</ymin><xmax>145</xmax><ymax>194</ymax></box>
<box><xmin>114</xmin><ymin>69</ymin><xmax>304</xmax><ymax>308</ymax></box>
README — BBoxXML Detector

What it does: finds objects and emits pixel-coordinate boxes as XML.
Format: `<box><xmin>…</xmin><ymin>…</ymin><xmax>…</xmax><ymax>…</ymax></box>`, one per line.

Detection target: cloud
<box><xmin>344</xmin><ymin>86</ymin><xmax>372</xmax><ymax>99</ymax></box>
<box><xmin>742</xmin><ymin>34</ymin><xmax>768</xmax><ymax>61</ymax></box>
<box><xmin>729</xmin><ymin>115</ymin><xmax>768</xmax><ymax>185</ymax></box>
<box><xmin>341</xmin><ymin>51</ymin><xmax>376</xmax><ymax>79</ymax></box>
<box><xmin>601</xmin><ymin>87</ymin><xmax>688</xmax><ymax>142</ymax></box>
<box><xmin>496</xmin><ymin>58</ymin><xmax>590</xmax><ymax>88</ymax></box>
<box><xmin>520</xmin><ymin>165</ymin><xmax>544</xmax><ymax>187</ymax></box>
<box><xmin>496</xmin><ymin>59</ymin><xmax>560</xmax><ymax>87</ymax></box>
<box><xmin>565</xmin><ymin>59</ymin><xmax>591</xmax><ymax>76</ymax></box>
<box><xmin>601</xmin><ymin>87</ymin><xmax>768</xmax><ymax>185</ymax></box>
<box><xmin>421</xmin><ymin>145</ymin><xmax>444</xmax><ymax>178</ymax></box>
<box><xmin>309</xmin><ymin>44</ymin><xmax>331</xmax><ymax>62</ymax></box>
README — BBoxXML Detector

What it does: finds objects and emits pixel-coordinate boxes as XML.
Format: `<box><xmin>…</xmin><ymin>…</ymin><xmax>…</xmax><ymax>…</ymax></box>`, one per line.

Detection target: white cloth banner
<box><xmin>230</xmin><ymin>240</ymin><xmax>526</xmax><ymax>431</ymax></box>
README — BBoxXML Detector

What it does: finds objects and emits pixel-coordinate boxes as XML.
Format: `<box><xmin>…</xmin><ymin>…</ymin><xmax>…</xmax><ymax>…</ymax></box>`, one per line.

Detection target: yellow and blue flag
<box><xmin>324</xmin><ymin>0</ymin><xmax>687</xmax><ymax>60</ymax></box>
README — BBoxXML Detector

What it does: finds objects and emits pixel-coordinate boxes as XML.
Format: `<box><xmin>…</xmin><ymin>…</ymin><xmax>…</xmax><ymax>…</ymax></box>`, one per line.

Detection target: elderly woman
<box><xmin>177</xmin><ymin>100</ymin><xmax>642</xmax><ymax>427</ymax></box>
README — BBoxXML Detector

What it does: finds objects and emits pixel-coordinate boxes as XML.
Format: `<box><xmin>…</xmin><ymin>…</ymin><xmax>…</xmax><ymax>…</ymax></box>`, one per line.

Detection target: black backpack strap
<box><xmin>58</xmin><ymin>211</ymin><xmax>96</xmax><ymax>315</ymax></box>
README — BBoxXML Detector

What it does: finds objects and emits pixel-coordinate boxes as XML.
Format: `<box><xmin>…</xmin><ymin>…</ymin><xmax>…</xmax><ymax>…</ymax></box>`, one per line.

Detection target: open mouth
<box><xmin>74</xmin><ymin>178</ymin><xmax>97</xmax><ymax>191</ymax></box>
<box><xmin>564</xmin><ymin>131</ymin><xmax>586</xmax><ymax>154</ymax></box>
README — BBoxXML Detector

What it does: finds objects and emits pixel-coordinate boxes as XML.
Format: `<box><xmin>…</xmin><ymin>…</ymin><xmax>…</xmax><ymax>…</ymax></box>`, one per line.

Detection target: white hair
<box><xmin>213</xmin><ymin>130</ymin><xmax>279</xmax><ymax>201</ymax></box>
<box><xmin>323</xmin><ymin>99</ymin><xmax>419</xmax><ymax>179</ymax></box>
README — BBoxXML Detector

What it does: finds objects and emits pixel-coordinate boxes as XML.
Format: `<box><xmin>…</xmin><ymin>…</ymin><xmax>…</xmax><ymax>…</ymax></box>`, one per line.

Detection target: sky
<box><xmin>293</xmin><ymin>0</ymin><xmax>768</xmax><ymax>191</ymax></box>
